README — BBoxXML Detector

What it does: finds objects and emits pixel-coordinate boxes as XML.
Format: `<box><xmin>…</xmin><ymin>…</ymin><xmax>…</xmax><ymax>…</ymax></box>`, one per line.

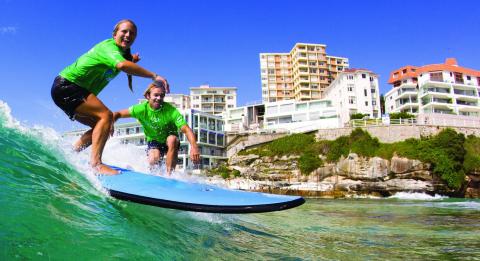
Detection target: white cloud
<box><xmin>0</xmin><ymin>26</ymin><xmax>17</xmax><ymax>34</ymax></box>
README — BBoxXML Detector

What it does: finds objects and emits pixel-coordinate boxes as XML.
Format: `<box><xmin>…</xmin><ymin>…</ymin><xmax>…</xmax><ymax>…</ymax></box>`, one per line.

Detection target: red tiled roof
<box><xmin>387</xmin><ymin>58</ymin><xmax>480</xmax><ymax>84</ymax></box>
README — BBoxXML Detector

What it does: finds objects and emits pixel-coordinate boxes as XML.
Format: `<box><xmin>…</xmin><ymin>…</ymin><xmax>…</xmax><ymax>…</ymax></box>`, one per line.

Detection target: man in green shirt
<box><xmin>114</xmin><ymin>82</ymin><xmax>200</xmax><ymax>174</ymax></box>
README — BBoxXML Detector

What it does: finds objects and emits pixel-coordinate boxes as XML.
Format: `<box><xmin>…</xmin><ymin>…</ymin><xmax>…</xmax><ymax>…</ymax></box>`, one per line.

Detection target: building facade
<box><xmin>190</xmin><ymin>84</ymin><xmax>237</xmax><ymax>115</ymax></box>
<box><xmin>223</xmin><ymin>102</ymin><xmax>265</xmax><ymax>132</ymax></box>
<box><xmin>324</xmin><ymin>69</ymin><xmax>381</xmax><ymax>125</ymax></box>
<box><xmin>164</xmin><ymin>94</ymin><xmax>191</xmax><ymax>110</ymax></box>
<box><xmin>225</xmin><ymin>99</ymin><xmax>341</xmax><ymax>133</ymax></box>
<box><xmin>385</xmin><ymin>58</ymin><xmax>480</xmax><ymax>117</ymax></box>
<box><xmin>260</xmin><ymin>43</ymin><xmax>349</xmax><ymax>103</ymax></box>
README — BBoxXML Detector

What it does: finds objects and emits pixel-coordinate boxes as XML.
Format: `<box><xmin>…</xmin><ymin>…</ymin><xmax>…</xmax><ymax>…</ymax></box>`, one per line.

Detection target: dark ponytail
<box><xmin>124</xmin><ymin>48</ymin><xmax>134</xmax><ymax>92</ymax></box>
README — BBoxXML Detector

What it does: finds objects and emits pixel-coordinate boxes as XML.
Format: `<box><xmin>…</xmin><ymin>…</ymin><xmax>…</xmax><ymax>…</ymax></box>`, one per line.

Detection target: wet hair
<box><xmin>143</xmin><ymin>82</ymin><xmax>166</xmax><ymax>99</ymax></box>
<box><xmin>113</xmin><ymin>19</ymin><xmax>138</xmax><ymax>92</ymax></box>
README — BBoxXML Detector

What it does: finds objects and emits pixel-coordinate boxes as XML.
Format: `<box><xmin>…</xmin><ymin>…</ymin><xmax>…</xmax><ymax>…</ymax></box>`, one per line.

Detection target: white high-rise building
<box><xmin>385</xmin><ymin>58</ymin><xmax>480</xmax><ymax>117</ymax></box>
<box><xmin>164</xmin><ymin>94</ymin><xmax>190</xmax><ymax>110</ymax></box>
<box><xmin>323</xmin><ymin>69</ymin><xmax>381</xmax><ymax>125</ymax></box>
<box><xmin>190</xmin><ymin>84</ymin><xmax>237</xmax><ymax>115</ymax></box>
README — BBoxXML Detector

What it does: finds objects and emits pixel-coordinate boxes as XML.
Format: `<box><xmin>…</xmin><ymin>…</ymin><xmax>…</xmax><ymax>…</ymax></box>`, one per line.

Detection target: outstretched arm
<box><xmin>181</xmin><ymin>125</ymin><xmax>200</xmax><ymax>164</ymax></box>
<box><xmin>115</xmin><ymin>60</ymin><xmax>170</xmax><ymax>93</ymax></box>
<box><xmin>110</xmin><ymin>109</ymin><xmax>132</xmax><ymax>137</ymax></box>
<box><xmin>113</xmin><ymin>109</ymin><xmax>131</xmax><ymax>122</ymax></box>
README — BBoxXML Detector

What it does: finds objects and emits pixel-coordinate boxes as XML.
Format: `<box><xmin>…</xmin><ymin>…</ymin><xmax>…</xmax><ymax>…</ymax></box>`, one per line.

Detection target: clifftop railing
<box><xmin>351</xmin><ymin>118</ymin><xmax>417</xmax><ymax>127</ymax></box>
<box><xmin>351</xmin><ymin>114</ymin><xmax>480</xmax><ymax>128</ymax></box>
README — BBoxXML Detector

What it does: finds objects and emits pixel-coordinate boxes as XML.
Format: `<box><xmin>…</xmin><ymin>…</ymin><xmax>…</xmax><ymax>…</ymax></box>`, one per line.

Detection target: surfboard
<box><xmin>97</xmin><ymin>166</ymin><xmax>305</xmax><ymax>213</ymax></box>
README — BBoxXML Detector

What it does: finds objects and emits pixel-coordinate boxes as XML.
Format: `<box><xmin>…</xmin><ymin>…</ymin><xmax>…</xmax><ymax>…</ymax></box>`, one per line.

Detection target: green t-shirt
<box><xmin>59</xmin><ymin>38</ymin><xmax>126</xmax><ymax>95</ymax></box>
<box><xmin>129</xmin><ymin>101</ymin><xmax>188</xmax><ymax>143</ymax></box>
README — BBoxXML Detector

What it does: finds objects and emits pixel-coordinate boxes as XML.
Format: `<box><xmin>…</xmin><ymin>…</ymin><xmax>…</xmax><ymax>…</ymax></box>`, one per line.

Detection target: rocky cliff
<box><xmin>218</xmin><ymin>153</ymin><xmax>480</xmax><ymax>198</ymax></box>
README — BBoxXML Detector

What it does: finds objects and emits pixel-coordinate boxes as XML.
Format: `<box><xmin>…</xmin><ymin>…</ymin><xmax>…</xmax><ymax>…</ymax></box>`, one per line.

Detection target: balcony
<box><xmin>422</xmin><ymin>97</ymin><xmax>452</xmax><ymax>106</ymax></box>
<box><xmin>396</xmin><ymin>98</ymin><xmax>418</xmax><ymax>107</ymax></box>
<box><xmin>456</xmin><ymin>100</ymin><xmax>478</xmax><ymax>107</ymax></box>
<box><xmin>420</xmin><ymin>87</ymin><xmax>450</xmax><ymax>99</ymax></box>
<box><xmin>454</xmin><ymin>89</ymin><xmax>477</xmax><ymax>97</ymax></box>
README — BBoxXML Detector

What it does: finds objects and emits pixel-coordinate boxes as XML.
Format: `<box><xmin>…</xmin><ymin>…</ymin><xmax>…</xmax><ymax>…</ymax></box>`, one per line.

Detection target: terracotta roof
<box><xmin>388</xmin><ymin>58</ymin><xmax>480</xmax><ymax>84</ymax></box>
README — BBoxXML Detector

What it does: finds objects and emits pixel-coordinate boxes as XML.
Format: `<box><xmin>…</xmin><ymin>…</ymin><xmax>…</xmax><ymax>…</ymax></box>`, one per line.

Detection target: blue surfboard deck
<box><xmin>97</xmin><ymin>166</ymin><xmax>305</xmax><ymax>213</ymax></box>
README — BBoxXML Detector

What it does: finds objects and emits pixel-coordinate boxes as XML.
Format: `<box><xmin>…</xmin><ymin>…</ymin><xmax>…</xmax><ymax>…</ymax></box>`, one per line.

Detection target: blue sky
<box><xmin>1</xmin><ymin>0</ymin><xmax>479</xmax><ymax>131</ymax></box>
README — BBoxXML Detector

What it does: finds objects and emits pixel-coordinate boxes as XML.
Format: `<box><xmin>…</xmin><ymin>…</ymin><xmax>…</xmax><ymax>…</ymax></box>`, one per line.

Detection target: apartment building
<box><xmin>190</xmin><ymin>84</ymin><xmax>237</xmax><ymax>115</ymax></box>
<box><xmin>385</xmin><ymin>58</ymin><xmax>480</xmax><ymax>117</ymax></box>
<box><xmin>164</xmin><ymin>94</ymin><xmax>191</xmax><ymax>110</ymax></box>
<box><xmin>324</xmin><ymin>69</ymin><xmax>381</xmax><ymax>125</ymax></box>
<box><xmin>223</xmin><ymin>102</ymin><xmax>265</xmax><ymax>132</ymax></box>
<box><xmin>224</xmin><ymin>99</ymin><xmax>340</xmax><ymax>133</ymax></box>
<box><xmin>260</xmin><ymin>43</ymin><xmax>349</xmax><ymax>103</ymax></box>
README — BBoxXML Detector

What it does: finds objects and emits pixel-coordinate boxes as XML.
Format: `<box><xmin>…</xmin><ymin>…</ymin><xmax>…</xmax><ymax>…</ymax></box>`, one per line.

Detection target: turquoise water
<box><xmin>1</xmin><ymin>101</ymin><xmax>480</xmax><ymax>260</ymax></box>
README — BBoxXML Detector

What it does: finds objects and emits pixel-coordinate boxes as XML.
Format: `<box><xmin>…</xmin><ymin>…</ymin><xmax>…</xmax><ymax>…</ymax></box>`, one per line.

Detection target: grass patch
<box><xmin>207</xmin><ymin>165</ymin><xmax>241</xmax><ymax>179</ymax></box>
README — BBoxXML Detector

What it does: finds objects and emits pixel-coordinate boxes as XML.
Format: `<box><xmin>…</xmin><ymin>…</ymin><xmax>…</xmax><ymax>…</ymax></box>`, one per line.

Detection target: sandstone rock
<box><xmin>228</xmin><ymin>154</ymin><xmax>259</xmax><ymax>166</ymax></box>
<box><xmin>337</xmin><ymin>153</ymin><xmax>388</xmax><ymax>181</ymax></box>
<box><xmin>390</xmin><ymin>155</ymin><xmax>429</xmax><ymax>174</ymax></box>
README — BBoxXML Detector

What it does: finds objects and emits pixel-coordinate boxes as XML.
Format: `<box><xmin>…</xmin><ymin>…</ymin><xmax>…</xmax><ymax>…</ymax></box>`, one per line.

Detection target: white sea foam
<box><xmin>388</xmin><ymin>192</ymin><xmax>448</xmax><ymax>200</ymax></box>
<box><xmin>436</xmin><ymin>201</ymin><xmax>480</xmax><ymax>210</ymax></box>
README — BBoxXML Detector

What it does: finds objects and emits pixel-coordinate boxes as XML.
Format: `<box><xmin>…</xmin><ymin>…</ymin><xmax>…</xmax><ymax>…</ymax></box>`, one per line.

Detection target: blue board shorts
<box><xmin>51</xmin><ymin>76</ymin><xmax>91</xmax><ymax>120</ymax></box>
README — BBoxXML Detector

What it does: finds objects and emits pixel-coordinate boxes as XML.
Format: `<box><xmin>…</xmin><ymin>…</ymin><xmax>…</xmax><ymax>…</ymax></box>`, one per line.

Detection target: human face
<box><xmin>148</xmin><ymin>87</ymin><xmax>166</xmax><ymax>110</ymax></box>
<box><xmin>113</xmin><ymin>22</ymin><xmax>137</xmax><ymax>50</ymax></box>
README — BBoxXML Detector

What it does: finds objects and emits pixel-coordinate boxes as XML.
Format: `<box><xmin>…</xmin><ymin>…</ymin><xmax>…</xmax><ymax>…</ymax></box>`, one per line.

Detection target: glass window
<box><xmin>217</xmin><ymin>134</ymin><xmax>224</xmax><ymax>146</ymax></box>
<box><xmin>200</xmin><ymin>130</ymin><xmax>208</xmax><ymax>143</ymax></box>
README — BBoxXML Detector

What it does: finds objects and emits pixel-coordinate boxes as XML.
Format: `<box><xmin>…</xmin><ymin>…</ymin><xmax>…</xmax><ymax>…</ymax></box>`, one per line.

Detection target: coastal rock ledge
<box><xmin>216</xmin><ymin>153</ymin><xmax>480</xmax><ymax>198</ymax></box>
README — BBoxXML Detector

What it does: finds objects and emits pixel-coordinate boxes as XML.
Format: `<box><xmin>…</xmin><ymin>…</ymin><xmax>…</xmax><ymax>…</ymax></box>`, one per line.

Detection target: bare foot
<box><xmin>94</xmin><ymin>164</ymin><xmax>120</xmax><ymax>175</ymax></box>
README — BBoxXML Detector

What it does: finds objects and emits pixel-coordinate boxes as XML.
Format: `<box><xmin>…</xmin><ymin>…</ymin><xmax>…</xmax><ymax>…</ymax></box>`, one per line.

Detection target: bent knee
<box><xmin>100</xmin><ymin>110</ymin><xmax>113</xmax><ymax>121</ymax></box>
<box><xmin>166</xmin><ymin>136</ymin><xmax>179</xmax><ymax>148</ymax></box>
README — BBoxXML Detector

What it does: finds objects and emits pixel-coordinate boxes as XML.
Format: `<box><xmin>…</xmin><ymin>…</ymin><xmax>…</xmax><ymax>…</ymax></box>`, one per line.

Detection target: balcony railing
<box><xmin>456</xmin><ymin>100</ymin><xmax>477</xmax><ymax>106</ymax></box>
<box><xmin>454</xmin><ymin>90</ymin><xmax>477</xmax><ymax>96</ymax></box>
<box><xmin>422</xmin><ymin>88</ymin><xmax>450</xmax><ymax>95</ymax></box>
<box><xmin>422</xmin><ymin>97</ymin><xmax>452</xmax><ymax>105</ymax></box>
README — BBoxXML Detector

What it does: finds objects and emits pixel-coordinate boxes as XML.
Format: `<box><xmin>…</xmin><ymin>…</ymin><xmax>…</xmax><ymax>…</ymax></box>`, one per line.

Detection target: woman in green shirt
<box><xmin>51</xmin><ymin>19</ymin><xmax>168</xmax><ymax>174</ymax></box>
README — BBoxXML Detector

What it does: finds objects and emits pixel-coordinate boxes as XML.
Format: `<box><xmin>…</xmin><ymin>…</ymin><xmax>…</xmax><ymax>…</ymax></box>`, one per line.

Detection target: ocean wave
<box><xmin>388</xmin><ymin>192</ymin><xmax>448</xmax><ymax>200</ymax></box>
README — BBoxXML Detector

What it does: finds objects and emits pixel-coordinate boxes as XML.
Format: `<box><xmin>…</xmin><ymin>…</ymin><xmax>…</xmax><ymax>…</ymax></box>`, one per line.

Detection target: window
<box><xmin>467</xmin><ymin>76</ymin><xmax>471</xmax><ymax>80</ymax></box>
<box><xmin>454</xmin><ymin>73</ymin><xmax>464</xmax><ymax>84</ymax></box>
<box><xmin>430</xmin><ymin>72</ymin><xmax>443</xmax><ymax>82</ymax></box>
<box><xmin>362</xmin><ymin>74</ymin><xmax>366</xmax><ymax>79</ymax></box>
<box><xmin>349</xmin><ymin>96</ymin><xmax>356</xmax><ymax>104</ymax></box>
<box><xmin>364</xmin><ymin>89</ymin><xmax>368</xmax><ymax>96</ymax></box>
<box><xmin>347</xmin><ymin>84</ymin><xmax>354</xmax><ymax>92</ymax></box>
<box><xmin>365</xmin><ymin>101</ymin><xmax>368</xmax><ymax>106</ymax></box>
<box><xmin>347</xmin><ymin>75</ymin><xmax>354</xmax><ymax>80</ymax></box>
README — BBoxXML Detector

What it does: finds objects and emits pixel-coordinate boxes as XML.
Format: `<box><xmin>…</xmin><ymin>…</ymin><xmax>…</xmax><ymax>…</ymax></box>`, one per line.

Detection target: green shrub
<box><xmin>349</xmin><ymin>128</ymin><xmax>380</xmax><ymax>157</ymax></box>
<box><xmin>463</xmin><ymin>135</ymin><xmax>480</xmax><ymax>173</ymax></box>
<box><xmin>389</xmin><ymin>112</ymin><xmax>415</xmax><ymax>119</ymax></box>
<box><xmin>298</xmin><ymin>150</ymin><xmax>323</xmax><ymax>175</ymax></box>
<box><xmin>325</xmin><ymin>136</ymin><xmax>349</xmax><ymax>162</ymax></box>
<box><xmin>268</xmin><ymin>133</ymin><xmax>315</xmax><ymax>155</ymax></box>
<box><xmin>232</xmin><ymin>169</ymin><xmax>241</xmax><ymax>178</ymax></box>
<box><xmin>350</xmin><ymin>113</ymin><xmax>369</xmax><ymax>120</ymax></box>
<box><xmin>207</xmin><ymin>165</ymin><xmax>241</xmax><ymax>179</ymax></box>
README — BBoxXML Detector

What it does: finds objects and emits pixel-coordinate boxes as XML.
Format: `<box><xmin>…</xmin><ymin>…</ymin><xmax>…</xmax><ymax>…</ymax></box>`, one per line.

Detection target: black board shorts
<box><xmin>51</xmin><ymin>76</ymin><xmax>91</xmax><ymax>120</ymax></box>
<box><xmin>147</xmin><ymin>140</ymin><xmax>169</xmax><ymax>154</ymax></box>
